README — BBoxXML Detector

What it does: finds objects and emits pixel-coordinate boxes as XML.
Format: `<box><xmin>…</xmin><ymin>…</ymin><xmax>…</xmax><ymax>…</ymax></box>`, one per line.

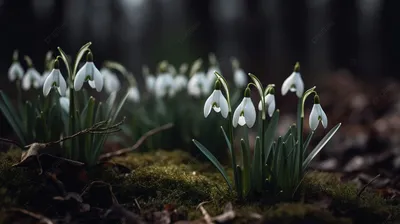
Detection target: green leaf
<box><xmin>0</xmin><ymin>91</ymin><xmax>26</xmax><ymax>145</ymax></box>
<box><xmin>57</xmin><ymin>47</ymin><xmax>72</xmax><ymax>79</ymax></box>
<box><xmin>111</xmin><ymin>90</ymin><xmax>130</xmax><ymax>123</ymax></box>
<box><xmin>240</xmin><ymin>139</ymin><xmax>251</xmax><ymax>197</ymax></box>
<box><xmin>105</xmin><ymin>91</ymin><xmax>117</xmax><ymax>116</ymax></box>
<box><xmin>251</xmin><ymin>136</ymin><xmax>262</xmax><ymax>192</ymax></box>
<box><xmin>192</xmin><ymin>139</ymin><xmax>233</xmax><ymax>191</ymax></box>
<box><xmin>303</xmin><ymin>131</ymin><xmax>314</xmax><ymax>157</ymax></box>
<box><xmin>72</xmin><ymin>42</ymin><xmax>92</xmax><ymax>78</ymax></box>
<box><xmin>302</xmin><ymin>123</ymin><xmax>341</xmax><ymax>171</ymax></box>
<box><xmin>236</xmin><ymin>165</ymin><xmax>243</xmax><ymax>199</ymax></box>
<box><xmin>84</xmin><ymin>97</ymin><xmax>96</xmax><ymax>162</ymax></box>
<box><xmin>264</xmin><ymin>110</ymin><xmax>280</xmax><ymax>162</ymax></box>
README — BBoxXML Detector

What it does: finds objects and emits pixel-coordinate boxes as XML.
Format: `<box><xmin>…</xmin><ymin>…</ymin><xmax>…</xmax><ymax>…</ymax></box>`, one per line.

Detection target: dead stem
<box><xmin>8</xmin><ymin>208</ymin><xmax>54</xmax><ymax>224</ymax></box>
<box><xmin>99</xmin><ymin>123</ymin><xmax>174</xmax><ymax>161</ymax></box>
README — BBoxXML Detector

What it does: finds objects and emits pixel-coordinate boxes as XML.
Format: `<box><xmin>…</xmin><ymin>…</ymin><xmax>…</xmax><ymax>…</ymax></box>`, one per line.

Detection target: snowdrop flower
<box><xmin>42</xmin><ymin>59</ymin><xmax>67</xmax><ymax>96</ymax></box>
<box><xmin>8</xmin><ymin>50</ymin><xmax>24</xmax><ymax>81</ymax></box>
<box><xmin>143</xmin><ymin>66</ymin><xmax>156</xmax><ymax>93</ymax></box>
<box><xmin>204</xmin><ymin>80</ymin><xmax>229</xmax><ymax>118</ymax></box>
<box><xmin>309</xmin><ymin>94</ymin><xmax>328</xmax><ymax>131</ymax></box>
<box><xmin>231</xmin><ymin>57</ymin><xmax>247</xmax><ymax>88</ymax></box>
<box><xmin>257</xmin><ymin>87</ymin><xmax>276</xmax><ymax>117</ymax></box>
<box><xmin>154</xmin><ymin>72</ymin><xmax>174</xmax><ymax>98</ymax></box>
<box><xmin>101</xmin><ymin>68</ymin><xmax>120</xmax><ymax>93</ymax></box>
<box><xmin>233</xmin><ymin>87</ymin><xmax>256</xmax><ymax>128</ymax></box>
<box><xmin>59</xmin><ymin>96</ymin><xmax>69</xmax><ymax>113</ymax></box>
<box><xmin>281</xmin><ymin>62</ymin><xmax>304</xmax><ymax>98</ymax></box>
<box><xmin>173</xmin><ymin>63</ymin><xmax>189</xmax><ymax>92</ymax></box>
<box><xmin>233</xmin><ymin>69</ymin><xmax>247</xmax><ymax>88</ymax></box>
<box><xmin>22</xmin><ymin>67</ymin><xmax>42</xmax><ymax>90</ymax></box>
<box><xmin>127</xmin><ymin>86</ymin><xmax>140</xmax><ymax>103</ymax></box>
<box><xmin>187</xmin><ymin>72</ymin><xmax>210</xmax><ymax>97</ymax></box>
<box><xmin>74</xmin><ymin>52</ymin><xmax>103</xmax><ymax>92</ymax></box>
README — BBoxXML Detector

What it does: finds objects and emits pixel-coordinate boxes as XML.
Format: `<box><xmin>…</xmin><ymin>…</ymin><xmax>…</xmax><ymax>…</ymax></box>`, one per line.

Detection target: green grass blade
<box><xmin>240</xmin><ymin>139</ymin><xmax>251</xmax><ymax>197</ymax></box>
<box><xmin>302</xmin><ymin>131</ymin><xmax>314</xmax><ymax>157</ymax></box>
<box><xmin>192</xmin><ymin>139</ymin><xmax>233</xmax><ymax>191</ymax></box>
<box><xmin>251</xmin><ymin>136</ymin><xmax>262</xmax><ymax>192</ymax></box>
<box><xmin>263</xmin><ymin>109</ymin><xmax>280</xmax><ymax>162</ymax></box>
<box><xmin>302</xmin><ymin>123</ymin><xmax>341</xmax><ymax>171</ymax></box>
<box><xmin>111</xmin><ymin>90</ymin><xmax>130</xmax><ymax>123</ymax></box>
<box><xmin>72</xmin><ymin>42</ymin><xmax>92</xmax><ymax>77</ymax></box>
<box><xmin>0</xmin><ymin>91</ymin><xmax>26</xmax><ymax>145</ymax></box>
<box><xmin>84</xmin><ymin>97</ymin><xmax>96</xmax><ymax>163</ymax></box>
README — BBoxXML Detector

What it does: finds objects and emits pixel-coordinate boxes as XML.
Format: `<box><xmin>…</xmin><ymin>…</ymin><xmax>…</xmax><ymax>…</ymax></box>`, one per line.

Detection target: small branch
<box><xmin>25</xmin><ymin>119</ymin><xmax>124</xmax><ymax>149</ymax></box>
<box><xmin>8</xmin><ymin>208</ymin><xmax>54</xmax><ymax>224</ymax></box>
<box><xmin>197</xmin><ymin>201</ymin><xmax>213</xmax><ymax>224</ymax></box>
<box><xmin>0</xmin><ymin>137</ymin><xmax>24</xmax><ymax>149</ymax></box>
<box><xmin>99</xmin><ymin>123</ymin><xmax>174</xmax><ymax>161</ymax></box>
<box><xmin>357</xmin><ymin>174</ymin><xmax>381</xmax><ymax>198</ymax></box>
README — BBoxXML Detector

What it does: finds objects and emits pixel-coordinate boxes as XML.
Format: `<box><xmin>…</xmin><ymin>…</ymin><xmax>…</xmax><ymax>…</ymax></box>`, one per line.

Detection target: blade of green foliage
<box><xmin>302</xmin><ymin>123</ymin><xmax>341</xmax><ymax>171</ymax></box>
<box><xmin>111</xmin><ymin>90</ymin><xmax>130</xmax><ymax>123</ymax></box>
<box><xmin>72</xmin><ymin>42</ymin><xmax>92</xmax><ymax>78</ymax></box>
<box><xmin>240</xmin><ymin>139</ymin><xmax>251</xmax><ymax>197</ymax></box>
<box><xmin>236</xmin><ymin>165</ymin><xmax>243</xmax><ymax>199</ymax></box>
<box><xmin>302</xmin><ymin>131</ymin><xmax>314</xmax><ymax>157</ymax></box>
<box><xmin>251</xmin><ymin>136</ymin><xmax>262</xmax><ymax>192</ymax></box>
<box><xmin>84</xmin><ymin>97</ymin><xmax>95</xmax><ymax>162</ymax></box>
<box><xmin>0</xmin><ymin>91</ymin><xmax>26</xmax><ymax>145</ymax></box>
<box><xmin>192</xmin><ymin>139</ymin><xmax>233</xmax><ymax>191</ymax></box>
<box><xmin>263</xmin><ymin>110</ymin><xmax>280</xmax><ymax>163</ymax></box>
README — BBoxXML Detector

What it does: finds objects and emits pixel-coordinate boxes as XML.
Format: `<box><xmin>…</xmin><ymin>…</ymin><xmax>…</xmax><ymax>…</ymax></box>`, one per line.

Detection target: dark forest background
<box><xmin>0</xmin><ymin>0</ymin><xmax>398</xmax><ymax>92</ymax></box>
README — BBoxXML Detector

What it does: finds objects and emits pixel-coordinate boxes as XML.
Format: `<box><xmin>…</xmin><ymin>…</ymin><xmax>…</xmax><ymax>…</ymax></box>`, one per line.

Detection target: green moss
<box><xmin>303</xmin><ymin>171</ymin><xmax>400</xmax><ymax>223</ymax></box>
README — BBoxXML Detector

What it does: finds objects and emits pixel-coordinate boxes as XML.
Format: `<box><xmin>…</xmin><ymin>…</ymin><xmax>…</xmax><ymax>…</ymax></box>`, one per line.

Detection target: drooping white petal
<box><xmin>92</xmin><ymin>65</ymin><xmax>103</xmax><ymax>92</ymax></box>
<box><xmin>319</xmin><ymin>105</ymin><xmax>328</xmax><ymax>128</ymax></box>
<box><xmin>294</xmin><ymin>72</ymin><xmax>304</xmax><ymax>97</ymax></box>
<box><xmin>281</xmin><ymin>73</ymin><xmax>294</xmax><ymax>96</ymax></box>
<box><xmin>232</xmin><ymin>99</ymin><xmax>244</xmax><ymax>128</ymax></box>
<box><xmin>22</xmin><ymin>73</ymin><xmax>31</xmax><ymax>90</ymax></box>
<box><xmin>57</xmin><ymin>72</ymin><xmax>67</xmax><ymax>96</ymax></box>
<box><xmin>203</xmin><ymin>91</ymin><xmax>214</xmax><ymax>118</ymax></box>
<box><xmin>8</xmin><ymin>62</ymin><xmax>24</xmax><ymax>81</ymax></box>
<box><xmin>309</xmin><ymin>104</ymin><xmax>319</xmax><ymax>131</ymax></box>
<box><xmin>127</xmin><ymin>87</ymin><xmax>140</xmax><ymax>103</ymax></box>
<box><xmin>243</xmin><ymin>97</ymin><xmax>256</xmax><ymax>128</ymax></box>
<box><xmin>268</xmin><ymin>99</ymin><xmax>275</xmax><ymax>117</ymax></box>
<box><xmin>258</xmin><ymin>100</ymin><xmax>263</xmax><ymax>111</ymax></box>
<box><xmin>74</xmin><ymin>63</ymin><xmax>88</xmax><ymax>91</ymax></box>
<box><xmin>234</xmin><ymin>69</ymin><xmax>247</xmax><ymax>88</ymax></box>
<box><xmin>42</xmin><ymin>70</ymin><xmax>54</xmax><ymax>96</ymax></box>
<box><xmin>59</xmin><ymin>97</ymin><xmax>69</xmax><ymax>113</ymax></box>
<box><xmin>219</xmin><ymin>92</ymin><xmax>229</xmax><ymax>118</ymax></box>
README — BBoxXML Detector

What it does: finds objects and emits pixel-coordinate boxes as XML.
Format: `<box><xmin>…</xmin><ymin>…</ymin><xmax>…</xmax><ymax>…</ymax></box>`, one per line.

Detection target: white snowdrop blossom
<box><xmin>203</xmin><ymin>80</ymin><xmax>229</xmax><ymax>118</ymax></box>
<box><xmin>257</xmin><ymin>87</ymin><xmax>276</xmax><ymax>117</ymax></box>
<box><xmin>281</xmin><ymin>62</ymin><xmax>304</xmax><ymax>98</ymax></box>
<box><xmin>100</xmin><ymin>68</ymin><xmax>120</xmax><ymax>93</ymax></box>
<box><xmin>173</xmin><ymin>74</ymin><xmax>188</xmax><ymax>92</ymax></box>
<box><xmin>42</xmin><ymin>60</ymin><xmax>67</xmax><ymax>96</ymax></box>
<box><xmin>22</xmin><ymin>67</ymin><xmax>42</xmax><ymax>90</ymax></box>
<box><xmin>187</xmin><ymin>72</ymin><xmax>211</xmax><ymax>97</ymax></box>
<box><xmin>59</xmin><ymin>96</ymin><xmax>69</xmax><ymax>113</ymax></box>
<box><xmin>8</xmin><ymin>61</ymin><xmax>24</xmax><ymax>81</ymax></box>
<box><xmin>145</xmin><ymin>75</ymin><xmax>156</xmax><ymax>93</ymax></box>
<box><xmin>309</xmin><ymin>95</ymin><xmax>328</xmax><ymax>131</ymax></box>
<box><xmin>127</xmin><ymin>86</ymin><xmax>140</xmax><ymax>103</ymax></box>
<box><xmin>234</xmin><ymin>68</ymin><xmax>247</xmax><ymax>88</ymax></box>
<box><xmin>74</xmin><ymin>52</ymin><xmax>103</xmax><ymax>92</ymax></box>
<box><xmin>154</xmin><ymin>72</ymin><xmax>175</xmax><ymax>98</ymax></box>
<box><xmin>233</xmin><ymin>88</ymin><xmax>256</xmax><ymax>128</ymax></box>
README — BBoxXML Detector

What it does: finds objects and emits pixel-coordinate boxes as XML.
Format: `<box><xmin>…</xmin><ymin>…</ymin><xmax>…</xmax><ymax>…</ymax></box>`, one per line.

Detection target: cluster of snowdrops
<box><xmin>3</xmin><ymin>42</ymin><xmax>341</xmax><ymax>200</ymax></box>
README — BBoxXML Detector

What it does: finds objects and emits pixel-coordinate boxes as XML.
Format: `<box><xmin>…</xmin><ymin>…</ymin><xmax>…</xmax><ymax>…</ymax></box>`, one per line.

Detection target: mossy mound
<box><xmin>0</xmin><ymin>149</ymin><xmax>399</xmax><ymax>223</ymax></box>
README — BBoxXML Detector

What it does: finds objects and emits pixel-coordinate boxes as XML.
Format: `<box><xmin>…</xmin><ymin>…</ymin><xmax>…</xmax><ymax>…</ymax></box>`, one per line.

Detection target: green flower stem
<box><xmin>228</xmin><ymin>111</ymin><xmax>241</xmax><ymax>198</ymax></box>
<box><xmin>16</xmin><ymin>80</ymin><xmax>21</xmax><ymax>111</ymax></box>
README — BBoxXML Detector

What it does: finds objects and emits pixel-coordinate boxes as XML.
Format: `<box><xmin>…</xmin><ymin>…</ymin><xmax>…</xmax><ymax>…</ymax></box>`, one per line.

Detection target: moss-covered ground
<box><xmin>0</xmin><ymin>148</ymin><xmax>399</xmax><ymax>223</ymax></box>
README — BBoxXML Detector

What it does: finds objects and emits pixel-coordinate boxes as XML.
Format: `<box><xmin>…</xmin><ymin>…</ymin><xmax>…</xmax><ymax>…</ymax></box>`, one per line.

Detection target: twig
<box><xmin>8</xmin><ymin>208</ymin><xmax>54</xmax><ymax>224</ymax></box>
<box><xmin>357</xmin><ymin>174</ymin><xmax>381</xmax><ymax>198</ymax></box>
<box><xmin>25</xmin><ymin>119</ymin><xmax>124</xmax><ymax>149</ymax></box>
<box><xmin>197</xmin><ymin>201</ymin><xmax>213</xmax><ymax>224</ymax></box>
<box><xmin>0</xmin><ymin>137</ymin><xmax>24</xmax><ymax>149</ymax></box>
<box><xmin>99</xmin><ymin>123</ymin><xmax>174</xmax><ymax>160</ymax></box>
